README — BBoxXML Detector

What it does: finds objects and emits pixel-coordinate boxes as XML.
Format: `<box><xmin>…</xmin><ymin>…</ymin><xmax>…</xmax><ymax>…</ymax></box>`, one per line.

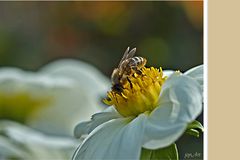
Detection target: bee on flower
<box><xmin>110</xmin><ymin>47</ymin><xmax>147</xmax><ymax>94</ymax></box>
<box><xmin>73</xmin><ymin>47</ymin><xmax>203</xmax><ymax>160</ymax></box>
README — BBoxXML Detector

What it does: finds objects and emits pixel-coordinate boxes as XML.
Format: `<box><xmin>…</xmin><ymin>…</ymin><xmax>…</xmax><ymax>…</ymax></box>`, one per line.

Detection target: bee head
<box><xmin>112</xmin><ymin>83</ymin><xmax>123</xmax><ymax>93</ymax></box>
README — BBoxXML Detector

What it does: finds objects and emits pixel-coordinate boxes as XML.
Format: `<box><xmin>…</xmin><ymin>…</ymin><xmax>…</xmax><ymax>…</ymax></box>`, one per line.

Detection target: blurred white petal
<box><xmin>0</xmin><ymin>59</ymin><xmax>110</xmax><ymax>136</ymax></box>
<box><xmin>40</xmin><ymin>59</ymin><xmax>110</xmax><ymax>94</ymax></box>
<box><xmin>0</xmin><ymin>120</ymin><xmax>78</xmax><ymax>160</ymax></box>
<box><xmin>0</xmin><ymin>135</ymin><xmax>29</xmax><ymax>159</ymax></box>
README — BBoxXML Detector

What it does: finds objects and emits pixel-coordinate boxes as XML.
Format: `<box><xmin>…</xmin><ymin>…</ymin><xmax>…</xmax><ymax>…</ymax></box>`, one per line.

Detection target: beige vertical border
<box><xmin>208</xmin><ymin>0</ymin><xmax>240</xmax><ymax>159</ymax></box>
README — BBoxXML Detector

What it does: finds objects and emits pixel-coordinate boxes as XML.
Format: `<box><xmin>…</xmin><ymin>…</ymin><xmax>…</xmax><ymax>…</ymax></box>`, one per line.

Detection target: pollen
<box><xmin>103</xmin><ymin>67</ymin><xmax>166</xmax><ymax>117</ymax></box>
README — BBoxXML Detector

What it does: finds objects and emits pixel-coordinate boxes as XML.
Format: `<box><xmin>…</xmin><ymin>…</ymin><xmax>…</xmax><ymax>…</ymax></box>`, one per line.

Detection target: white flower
<box><xmin>0</xmin><ymin>59</ymin><xmax>110</xmax><ymax>159</ymax></box>
<box><xmin>0</xmin><ymin>59</ymin><xmax>109</xmax><ymax>136</ymax></box>
<box><xmin>73</xmin><ymin>65</ymin><xmax>203</xmax><ymax>160</ymax></box>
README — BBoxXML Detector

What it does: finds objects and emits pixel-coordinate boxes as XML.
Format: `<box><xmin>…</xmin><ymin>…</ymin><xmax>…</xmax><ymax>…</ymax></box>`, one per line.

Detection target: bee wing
<box><xmin>127</xmin><ymin>48</ymin><xmax>137</xmax><ymax>59</ymax></box>
<box><xmin>118</xmin><ymin>47</ymin><xmax>136</xmax><ymax>67</ymax></box>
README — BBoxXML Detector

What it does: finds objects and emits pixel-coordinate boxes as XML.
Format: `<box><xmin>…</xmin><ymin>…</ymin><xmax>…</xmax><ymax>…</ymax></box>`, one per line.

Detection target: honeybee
<box><xmin>111</xmin><ymin>47</ymin><xmax>147</xmax><ymax>93</ymax></box>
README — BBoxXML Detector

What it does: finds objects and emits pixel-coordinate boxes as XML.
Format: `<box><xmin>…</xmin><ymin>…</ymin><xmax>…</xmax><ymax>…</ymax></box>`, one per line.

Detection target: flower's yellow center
<box><xmin>0</xmin><ymin>92</ymin><xmax>52</xmax><ymax>123</ymax></box>
<box><xmin>103</xmin><ymin>67</ymin><xmax>166</xmax><ymax>117</ymax></box>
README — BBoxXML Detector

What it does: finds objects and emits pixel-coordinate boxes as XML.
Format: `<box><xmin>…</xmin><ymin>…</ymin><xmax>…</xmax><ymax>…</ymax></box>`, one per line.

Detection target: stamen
<box><xmin>104</xmin><ymin>67</ymin><xmax>166</xmax><ymax>117</ymax></box>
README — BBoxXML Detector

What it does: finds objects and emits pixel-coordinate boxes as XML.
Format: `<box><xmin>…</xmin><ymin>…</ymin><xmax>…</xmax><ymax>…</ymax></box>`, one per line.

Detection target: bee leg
<box><xmin>139</xmin><ymin>68</ymin><xmax>148</xmax><ymax>77</ymax></box>
<box><xmin>127</xmin><ymin>76</ymin><xmax>133</xmax><ymax>89</ymax></box>
<box><xmin>115</xmin><ymin>95</ymin><xmax>118</xmax><ymax>103</ymax></box>
<box><xmin>136</xmin><ymin>69</ymin><xmax>142</xmax><ymax>75</ymax></box>
<box><xmin>130</xmin><ymin>66</ymin><xmax>140</xmax><ymax>78</ymax></box>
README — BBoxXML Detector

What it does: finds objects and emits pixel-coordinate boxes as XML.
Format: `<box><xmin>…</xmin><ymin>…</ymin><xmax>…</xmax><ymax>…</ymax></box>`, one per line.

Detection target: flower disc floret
<box><xmin>104</xmin><ymin>67</ymin><xmax>166</xmax><ymax>117</ymax></box>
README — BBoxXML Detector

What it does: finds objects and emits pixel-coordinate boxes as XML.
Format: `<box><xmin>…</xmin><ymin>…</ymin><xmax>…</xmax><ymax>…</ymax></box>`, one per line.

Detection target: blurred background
<box><xmin>0</xmin><ymin>1</ymin><xmax>203</xmax><ymax>159</ymax></box>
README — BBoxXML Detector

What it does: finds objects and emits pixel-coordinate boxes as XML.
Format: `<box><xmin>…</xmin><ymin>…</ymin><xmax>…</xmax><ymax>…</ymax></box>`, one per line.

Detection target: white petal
<box><xmin>73</xmin><ymin>114</ymin><xmax>147</xmax><ymax>160</ymax></box>
<box><xmin>0</xmin><ymin>63</ymin><xmax>105</xmax><ymax>136</ymax></box>
<box><xmin>74</xmin><ymin>106</ymin><xmax>121</xmax><ymax>138</ymax></box>
<box><xmin>184</xmin><ymin>65</ymin><xmax>203</xmax><ymax>88</ymax></box>
<box><xmin>163</xmin><ymin>70</ymin><xmax>174</xmax><ymax>77</ymax></box>
<box><xmin>31</xmin><ymin>60</ymin><xmax>111</xmax><ymax>135</ymax></box>
<box><xmin>40</xmin><ymin>59</ymin><xmax>110</xmax><ymax>97</ymax></box>
<box><xmin>0</xmin><ymin>67</ymin><xmax>73</xmax><ymax>93</ymax></box>
<box><xmin>26</xmin><ymin>81</ymin><xmax>100</xmax><ymax>136</ymax></box>
<box><xmin>0</xmin><ymin>135</ymin><xmax>29</xmax><ymax>159</ymax></box>
<box><xmin>143</xmin><ymin>73</ymin><xmax>202</xmax><ymax>149</ymax></box>
<box><xmin>0</xmin><ymin>120</ymin><xmax>78</xmax><ymax>159</ymax></box>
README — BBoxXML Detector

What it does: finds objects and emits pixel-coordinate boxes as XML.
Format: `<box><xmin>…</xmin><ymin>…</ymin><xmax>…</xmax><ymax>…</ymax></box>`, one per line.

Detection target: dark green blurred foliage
<box><xmin>0</xmin><ymin>1</ymin><xmax>203</xmax><ymax>74</ymax></box>
<box><xmin>0</xmin><ymin>1</ymin><xmax>203</xmax><ymax>159</ymax></box>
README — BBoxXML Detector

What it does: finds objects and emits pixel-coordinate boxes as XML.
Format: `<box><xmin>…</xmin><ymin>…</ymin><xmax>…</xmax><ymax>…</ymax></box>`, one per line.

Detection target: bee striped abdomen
<box><xmin>129</xmin><ymin>57</ymin><xmax>146</xmax><ymax>67</ymax></box>
<box><xmin>129</xmin><ymin>57</ymin><xmax>141</xmax><ymax>65</ymax></box>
